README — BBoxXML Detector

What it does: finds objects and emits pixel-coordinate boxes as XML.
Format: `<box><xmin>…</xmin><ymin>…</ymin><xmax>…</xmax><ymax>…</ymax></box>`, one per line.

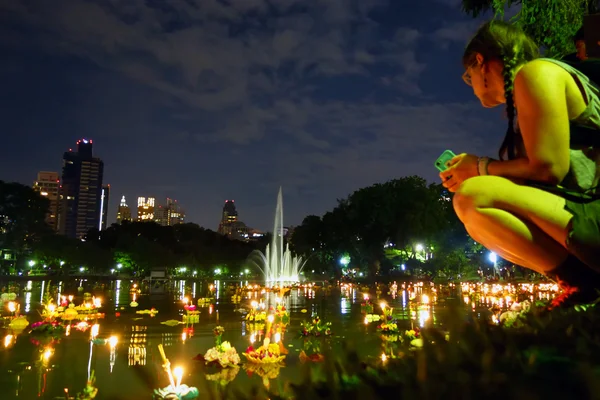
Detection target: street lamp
<box><xmin>339</xmin><ymin>255</ymin><xmax>350</xmax><ymax>267</ymax></box>
<box><xmin>28</xmin><ymin>260</ymin><xmax>35</xmax><ymax>267</ymax></box>
<box><xmin>488</xmin><ymin>252</ymin><xmax>498</xmax><ymax>277</ymax></box>
<box><xmin>117</xmin><ymin>263</ymin><xmax>123</xmax><ymax>269</ymax></box>
<box><xmin>415</xmin><ymin>244</ymin><xmax>424</xmax><ymax>252</ymax></box>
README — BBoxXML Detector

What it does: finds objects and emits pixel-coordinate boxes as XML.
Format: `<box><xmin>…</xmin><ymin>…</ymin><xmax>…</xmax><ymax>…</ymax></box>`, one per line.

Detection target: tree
<box><xmin>293</xmin><ymin>176</ymin><xmax>462</xmax><ymax>277</ymax></box>
<box><xmin>0</xmin><ymin>181</ymin><xmax>51</xmax><ymax>264</ymax></box>
<box><xmin>461</xmin><ymin>0</ymin><xmax>599</xmax><ymax>57</ymax></box>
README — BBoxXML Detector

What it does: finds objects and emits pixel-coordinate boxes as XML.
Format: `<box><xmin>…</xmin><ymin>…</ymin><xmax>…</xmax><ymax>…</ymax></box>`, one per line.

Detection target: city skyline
<box><xmin>0</xmin><ymin>1</ymin><xmax>502</xmax><ymax>231</ymax></box>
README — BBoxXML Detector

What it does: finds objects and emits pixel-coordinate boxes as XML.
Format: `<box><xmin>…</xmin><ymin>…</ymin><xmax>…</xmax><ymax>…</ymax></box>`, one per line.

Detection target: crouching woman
<box><xmin>440</xmin><ymin>21</ymin><xmax>600</xmax><ymax>307</ymax></box>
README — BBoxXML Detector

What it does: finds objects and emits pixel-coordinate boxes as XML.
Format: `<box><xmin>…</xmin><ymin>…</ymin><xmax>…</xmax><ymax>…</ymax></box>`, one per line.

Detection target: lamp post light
<box><xmin>488</xmin><ymin>252</ymin><xmax>498</xmax><ymax>278</ymax></box>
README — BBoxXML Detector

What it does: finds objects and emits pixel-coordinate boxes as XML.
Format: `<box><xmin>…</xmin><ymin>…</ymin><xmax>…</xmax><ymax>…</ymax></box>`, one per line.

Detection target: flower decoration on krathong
<box><xmin>378</xmin><ymin>321</ymin><xmax>399</xmax><ymax>334</ymax></box>
<box><xmin>300</xmin><ymin>315</ymin><xmax>331</xmax><ymax>337</ymax></box>
<box><xmin>29</xmin><ymin>321</ymin><xmax>65</xmax><ymax>345</ymax></box>
<box><xmin>360</xmin><ymin>293</ymin><xmax>374</xmax><ymax>314</ymax></box>
<box><xmin>183</xmin><ymin>304</ymin><xmax>197</xmax><ymax>312</ymax></box>
<box><xmin>379</xmin><ymin>302</ymin><xmax>394</xmax><ymax>320</ymax></box>
<box><xmin>204</xmin><ymin>341</ymin><xmax>241</xmax><ymax>368</ymax></box>
<box><xmin>271</xmin><ymin>304</ymin><xmax>290</xmax><ymax>325</ymax></box>
<box><xmin>205</xmin><ymin>365</ymin><xmax>240</xmax><ymax>385</ymax></box>
<box><xmin>243</xmin><ymin>337</ymin><xmax>286</xmax><ymax>364</ymax></box>
<box><xmin>404</xmin><ymin>328</ymin><xmax>420</xmax><ymax>340</ymax></box>
<box><xmin>41</xmin><ymin>302</ymin><xmax>60</xmax><ymax>320</ymax></box>
<box><xmin>201</xmin><ymin>326</ymin><xmax>241</xmax><ymax>368</ymax></box>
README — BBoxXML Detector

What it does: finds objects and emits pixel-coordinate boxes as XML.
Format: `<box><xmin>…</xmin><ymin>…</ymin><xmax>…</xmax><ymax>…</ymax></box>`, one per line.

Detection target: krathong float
<box><xmin>202</xmin><ymin>326</ymin><xmax>241</xmax><ymax>368</ymax></box>
<box><xmin>360</xmin><ymin>293</ymin><xmax>374</xmax><ymax>314</ymax></box>
<box><xmin>136</xmin><ymin>308</ymin><xmax>159</xmax><ymax>317</ymax></box>
<box><xmin>300</xmin><ymin>315</ymin><xmax>331</xmax><ymax>337</ymax></box>
<box><xmin>243</xmin><ymin>338</ymin><xmax>286</xmax><ymax>364</ymax></box>
<box><xmin>182</xmin><ymin>299</ymin><xmax>200</xmax><ymax>324</ymax></box>
<box><xmin>153</xmin><ymin>344</ymin><xmax>199</xmax><ymax>400</ymax></box>
<box><xmin>299</xmin><ymin>337</ymin><xmax>325</xmax><ymax>363</ymax></box>
<box><xmin>8</xmin><ymin>316</ymin><xmax>29</xmax><ymax>333</ymax></box>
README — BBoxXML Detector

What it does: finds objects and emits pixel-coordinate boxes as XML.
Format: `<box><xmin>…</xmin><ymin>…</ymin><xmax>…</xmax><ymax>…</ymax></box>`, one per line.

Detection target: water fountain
<box><xmin>248</xmin><ymin>187</ymin><xmax>307</xmax><ymax>287</ymax></box>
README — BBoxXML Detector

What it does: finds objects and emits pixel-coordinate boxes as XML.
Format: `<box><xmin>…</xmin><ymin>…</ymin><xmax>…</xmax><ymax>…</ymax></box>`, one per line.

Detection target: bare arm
<box><xmin>487</xmin><ymin>60</ymin><xmax>571</xmax><ymax>184</ymax></box>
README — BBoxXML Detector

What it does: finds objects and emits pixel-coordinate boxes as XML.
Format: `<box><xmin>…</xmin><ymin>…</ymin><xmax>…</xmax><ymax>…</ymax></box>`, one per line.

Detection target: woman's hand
<box><xmin>439</xmin><ymin>153</ymin><xmax>479</xmax><ymax>192</ymax></box>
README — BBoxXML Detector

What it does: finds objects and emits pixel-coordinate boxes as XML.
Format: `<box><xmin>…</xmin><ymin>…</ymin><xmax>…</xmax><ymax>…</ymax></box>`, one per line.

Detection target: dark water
<box><xmin>0</xmin><ymin>279</ymin><xmax>555</xmax><ymax>399</ymax></box>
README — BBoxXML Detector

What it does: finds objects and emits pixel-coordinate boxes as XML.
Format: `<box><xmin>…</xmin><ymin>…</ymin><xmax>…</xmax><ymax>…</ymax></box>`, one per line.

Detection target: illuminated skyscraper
<box><xmin>116</xmin><ymin>196</ymin><xmax>132</xmax><ymax>223</ymax></box>
<box><xmin>57</xmin><ymin>139</ymin><xmax>104</xmax><ymax>239</ymax></box>
<box><xmin>217</xmin><ymin>200</ymin><xmax>238</xmax><ymax>236</ymax></box>
<box><xmin>137</xmin><ymin>197</ymin><xmax>155</xmax><ymax>221</ymax></box>
<box><xmin>99</xmin><ymin>184</ymin><xmax>110</xmax><ymax>230</ymax></box>
<box><xmin>33</xmin><ymin>171</ymin><xmax>60</xmax><ymax>231</ymax></box>
<box><xmin>154</xmin><ymin>198</ymin><xmax>185</xmax><ymax>226</ymax></box>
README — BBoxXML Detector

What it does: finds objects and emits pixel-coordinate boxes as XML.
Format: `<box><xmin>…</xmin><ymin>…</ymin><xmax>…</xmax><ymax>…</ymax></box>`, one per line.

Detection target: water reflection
<box><xmin>0</xmin><ymin>278</ymin><xmax>562</xmax><ymax>398</ymax></box>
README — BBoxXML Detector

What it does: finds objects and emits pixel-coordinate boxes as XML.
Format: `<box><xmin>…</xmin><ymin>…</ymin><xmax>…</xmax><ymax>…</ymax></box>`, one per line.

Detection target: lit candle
<box><xmin>173</xmin><ymin>366</ymin><xmax>183</xmax><ymax>391</ymax></box>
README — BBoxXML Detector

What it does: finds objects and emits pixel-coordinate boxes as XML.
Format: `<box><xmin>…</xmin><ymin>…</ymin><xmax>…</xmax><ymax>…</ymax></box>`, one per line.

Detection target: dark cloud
<box><xmin>0</xmin><ymin>0</ymin><xmax>504</xmax><ymax>230</ymax></box>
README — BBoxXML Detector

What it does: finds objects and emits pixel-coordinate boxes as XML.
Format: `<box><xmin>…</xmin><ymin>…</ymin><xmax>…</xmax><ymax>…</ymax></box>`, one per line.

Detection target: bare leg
<box><xmin>453</xmin><ymin>176</ymin><xmax>573</xmax><ymax>274</ymax></box>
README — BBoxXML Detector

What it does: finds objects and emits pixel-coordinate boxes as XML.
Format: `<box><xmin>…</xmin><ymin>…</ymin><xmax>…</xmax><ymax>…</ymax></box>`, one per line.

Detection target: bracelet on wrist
<box><xmin>477</xmin><ymin>157</ymin><xmax>492</xmax><ymax>176</ymax></box>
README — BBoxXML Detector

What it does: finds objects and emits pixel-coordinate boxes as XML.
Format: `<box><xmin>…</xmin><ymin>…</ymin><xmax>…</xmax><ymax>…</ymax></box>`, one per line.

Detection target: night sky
<box><xmin>0</xmin><ymin>0</ymin><xmax>507</xmax><ymax>231</ymax></box>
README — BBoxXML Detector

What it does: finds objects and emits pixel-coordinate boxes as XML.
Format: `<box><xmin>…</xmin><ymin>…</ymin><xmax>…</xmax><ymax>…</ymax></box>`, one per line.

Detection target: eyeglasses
<box><xmin>462</xmin><ymin>70</ymin><xmax>472</xmax><ymax>86</ymax></box>
<box><xmin>462</xmin><ymin>61</ymin><xmax>478</xmax><ymax>86</ymax></box>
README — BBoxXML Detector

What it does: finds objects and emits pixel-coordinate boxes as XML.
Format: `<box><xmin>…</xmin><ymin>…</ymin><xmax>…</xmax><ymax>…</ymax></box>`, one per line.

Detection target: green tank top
<box><xmin>522</xmin><ymin>58</ymin><xmax>600</xmax><ymax>198</ymax></box>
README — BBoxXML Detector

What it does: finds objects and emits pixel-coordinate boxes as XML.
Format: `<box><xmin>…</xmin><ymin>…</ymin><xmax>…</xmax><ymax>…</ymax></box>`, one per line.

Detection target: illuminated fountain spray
<box><xmin>248</xmin><ymin>187</ymin><xmax>307</xmax><ymax>287</ymax></box>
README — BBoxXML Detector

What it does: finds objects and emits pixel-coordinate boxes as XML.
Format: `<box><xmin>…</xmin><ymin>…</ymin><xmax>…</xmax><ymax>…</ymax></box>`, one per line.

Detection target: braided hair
<box><xmin>462</xmin><ymin>21</ymin><xmax>539</xmax><ymax>160</ymax></box>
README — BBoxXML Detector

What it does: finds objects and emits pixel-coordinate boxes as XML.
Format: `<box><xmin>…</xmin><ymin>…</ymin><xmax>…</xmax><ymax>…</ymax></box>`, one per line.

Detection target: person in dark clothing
<box><xmin>563</xmin><ymin>27</ymin><xmax>587</xmax><ymax>62</ymax></box>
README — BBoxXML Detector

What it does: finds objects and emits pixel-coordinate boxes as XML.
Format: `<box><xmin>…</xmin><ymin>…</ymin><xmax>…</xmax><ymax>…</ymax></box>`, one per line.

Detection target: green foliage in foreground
<box><xmin>202</xmin><ymin>301</ymin><xmax>600</xmax><ymax>399</ymax></box>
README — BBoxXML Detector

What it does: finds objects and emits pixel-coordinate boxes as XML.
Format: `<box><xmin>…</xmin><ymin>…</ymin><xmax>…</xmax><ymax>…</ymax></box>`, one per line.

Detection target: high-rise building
<box><xmin>217</xmin><ymin>200</ymin><xmax>238</xmax><ymax>236</ymax></box>
<box><xmin>99</xmin><ymin>184</ymin><xmax>110</xmax><ymax>230</ymax></box>
<box><xmin>57</xmin><ymin>139</ymin><xmax>104</xmax><ymax>239</ymax></box>
<box><xmin>137</xmin><ymin>197</ymin><xmax>155</xmax><ymax>221</ymax></box>
<box><xmin>116</xmin><ymin>196</ymin><xmax>132</xmax><ymax>223</ymax></box>
<box><xmin>33</xmin><ymin>171</ymin><xmax>60</xmax><ymax>231</ymax></box>
<box><xmin>154</xmin><ymin>198</ymin><xmax>185</xmax><ymax>227</ymax></box>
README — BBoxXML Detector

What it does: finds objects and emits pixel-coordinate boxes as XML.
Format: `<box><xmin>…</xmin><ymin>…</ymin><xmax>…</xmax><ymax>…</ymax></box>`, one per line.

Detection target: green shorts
<box><xmin>564</xmin><ymin>196</ymin><xmax>600</xmax><ymax>273</ymax></box>
<box><xmin>529</xmin><ymin>181</ymin><xmax>600</xmax><ymax>272</ymax></box>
